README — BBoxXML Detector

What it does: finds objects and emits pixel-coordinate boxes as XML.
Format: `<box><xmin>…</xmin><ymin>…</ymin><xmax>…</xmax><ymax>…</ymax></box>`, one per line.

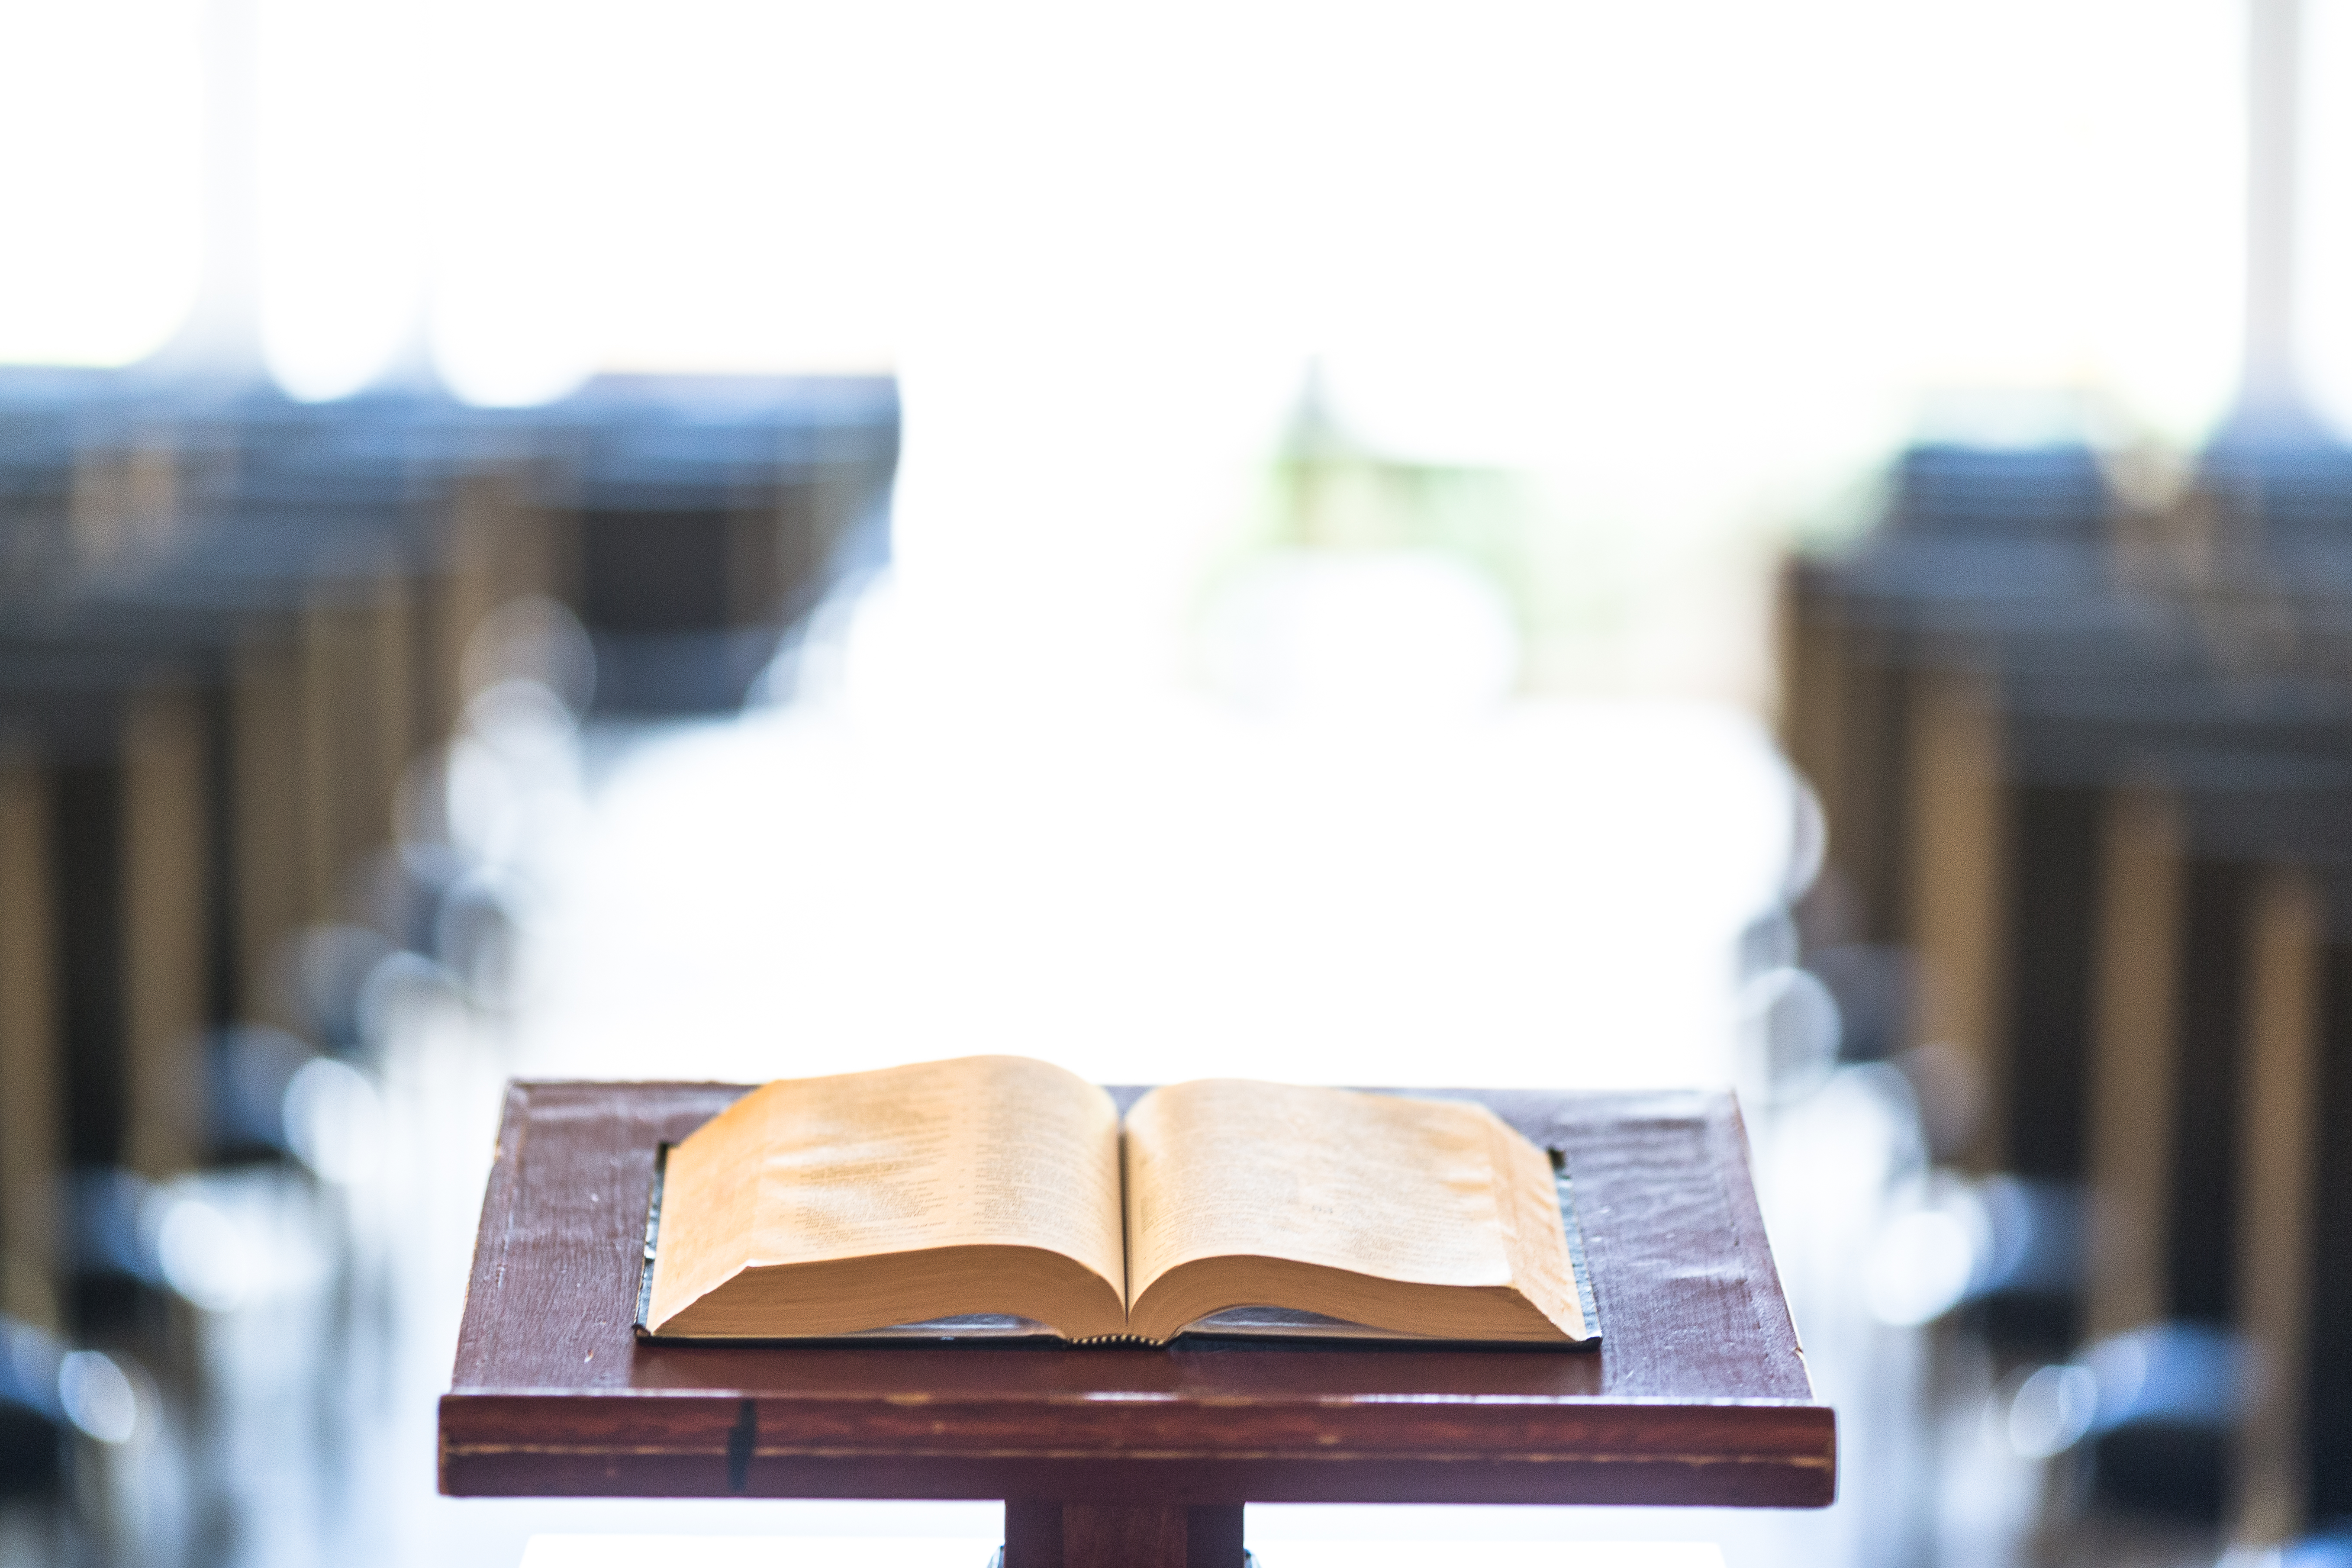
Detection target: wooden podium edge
<box><xmin>442</xmin><ymin>1082</ymin><xmax>1837</xmax><ymax>1510</ymax></box>
<box><xmin>438</xmin><ymin>1386</ymin><xmax>1837</xmax><ymax>1506</ymax></box>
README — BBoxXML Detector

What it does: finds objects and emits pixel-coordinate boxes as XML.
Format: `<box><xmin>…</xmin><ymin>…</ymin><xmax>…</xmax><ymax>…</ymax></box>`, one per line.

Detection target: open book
<box><xmin>638</xmin><ymin>1056</ymin><xmax>1596</xmax><ymax>1346</ymax></box>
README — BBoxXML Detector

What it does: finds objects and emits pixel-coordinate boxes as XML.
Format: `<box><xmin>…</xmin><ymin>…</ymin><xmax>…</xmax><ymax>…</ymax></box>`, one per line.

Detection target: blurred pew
<box><xmin>0</xmin><ymin>364</ymin><xmax>899</xmax><ymax>1503</ymax></box>
<box><xmin>1780</xmin><ymin>431</ymin><xmax>2352</xmax><ymax>1542</ymax></box>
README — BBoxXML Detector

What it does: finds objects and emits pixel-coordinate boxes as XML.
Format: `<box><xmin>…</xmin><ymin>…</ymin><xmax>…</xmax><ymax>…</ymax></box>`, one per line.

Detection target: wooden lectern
<box><xmin>440</xmin><ymin>1083</ymin><xmax>1833</xmax><ymax>1568</ymax></box>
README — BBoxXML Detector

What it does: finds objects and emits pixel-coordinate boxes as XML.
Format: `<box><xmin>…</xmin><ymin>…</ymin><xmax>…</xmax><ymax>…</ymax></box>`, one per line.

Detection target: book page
<box><xmin>1478</xmin><ymin>1104</ymin><xmax>1588</xmax><ymax>1338</ymax></box>
<box><xmin>1124</xmin><ymin>1079</ymin><xmax>1524</xmax><ymax>1301</ymax></box>
<box><xmin>648</xmin><ymin>1055</ymin><xmax>1125</xmax><ymax>1331</ymax></box>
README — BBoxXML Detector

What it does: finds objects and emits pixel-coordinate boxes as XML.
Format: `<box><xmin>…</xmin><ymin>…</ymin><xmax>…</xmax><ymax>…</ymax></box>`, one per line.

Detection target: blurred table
<box><xmin>440</xmin><ymin>1081</ymin><xmax>1831</xmax><ymax>1568</ymax></box>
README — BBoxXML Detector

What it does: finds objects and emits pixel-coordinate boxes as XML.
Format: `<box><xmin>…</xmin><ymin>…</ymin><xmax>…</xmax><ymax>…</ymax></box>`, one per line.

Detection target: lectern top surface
<box><xmin>440</xmin><ymin>1082</ymin><xmax>1831</xmax><ymax>1509</ymax></box>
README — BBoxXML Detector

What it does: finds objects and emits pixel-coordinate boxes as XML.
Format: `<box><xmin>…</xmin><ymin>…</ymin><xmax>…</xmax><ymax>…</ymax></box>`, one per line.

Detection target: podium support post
<box><xmin>1004</xmin><ymin>1500</ymin><xmax>1245</xmax><ymax>1568</ymax></box>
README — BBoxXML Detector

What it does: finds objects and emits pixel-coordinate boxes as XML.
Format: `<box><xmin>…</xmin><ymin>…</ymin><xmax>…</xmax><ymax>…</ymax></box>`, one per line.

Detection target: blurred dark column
<box><xmin>2002</xmin><ymin>783</ymin><xmax>2102</xmax><ymax>1185</ymax></box>
<box><xmin>226</xmin><ymin>638</ymin><xmax>306</xmax><ymax>1035</ymax></box>
<box><xmin>2168</xmin><ymin>859</ymin><xmax>2250</xmax><ymax>1328</ymax></box>
<box><xmin>2086</xmin><ymin>786</ymin><xmax>2183</xmax><ymax>1343</ymax></box>
<box><xmin>577</xmin><ymin>506</ymin><xmax>744</xmax><ymax>713</ymax></box>
<box><xmin>121</xmin><ymin>688</ymin><xmax>210</xmax><ymax>1178</ymax></box>
<box><xmin>297</xmin><ymin>582</ymin><xmax>415</xmax><ymax>915</ymax></box>
<box><xmin>0</xmin><ymin>761</ymin><xmax>61</xmax><ymax>1330</ymax></box>
<box><xmin>51</xmin><ymin>757</ymin><xmax>125</xmax><ymax>1177</ymax></box>
<box><xmin>201</xmin><ymin>679</ymin><xmax>239</xmax><ymax>1033</ymax></box>
<box><xmin>1904</xmin><ymin>668</ymin><xmax>2005</xmax><ymax>1172</ymax></box>
<box><xmin>424</xmin><ymin>473</ymin><xmax>575</xmax><ymax>735</ymax></box>
<box><xmin>2309</xmin><ymin>922</ymin><xmax>2352</xmax><ymax>1525</ymax></box>
<box><xmin>1780</xmin><ymin>569</ymin><xmax>1912</xmax><ymax>948</ymax></box>
<box><xmin>2235</xmin><ymin>866</ymin><xmax>2321</xmax><ymax>1542</ymax></box>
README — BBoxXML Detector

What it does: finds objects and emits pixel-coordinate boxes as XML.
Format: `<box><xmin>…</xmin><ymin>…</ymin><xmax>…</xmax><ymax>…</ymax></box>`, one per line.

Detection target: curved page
<box><xmin>646</xmin><ymin>1055</ymin><xmax>1126</xmax><ymax>1338</ymax></box>
<box><xmin>1122</xmin><ymin>1079</ymin><xmax>1589</xmax><ymax>1343</ymax></box>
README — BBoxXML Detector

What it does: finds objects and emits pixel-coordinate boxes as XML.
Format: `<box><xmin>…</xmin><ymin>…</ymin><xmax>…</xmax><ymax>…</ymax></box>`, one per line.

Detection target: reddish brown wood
<box><xmin>1003</xmin><ymin>1500</ymin><xmax>1065</xmax><ymax>1568</ymax></box>
<box><xmin>1063</xmin><ymin>1503</ymin><xmax>1182</xmax><ymax>1568</ymax></box>
<box><xmin>1179</xmin><ymin>1504</ymin><xmax>1246</xmax><ymax>1568</ymax></box>
<box><xmin>1002</xmin><ymin>1503</ymin><xmax>1241</xmax><ymax>1568</ymax></box>
<box><xmin>439</xmin><ymin>1082</ymin><xmax>1834</xmax><ymax>1509</ymax></box>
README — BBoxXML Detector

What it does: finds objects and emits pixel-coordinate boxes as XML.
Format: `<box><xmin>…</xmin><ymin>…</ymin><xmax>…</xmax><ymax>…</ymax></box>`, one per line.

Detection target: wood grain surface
<box><xmin>439</xmin><ymin>1082</ymin><xmax>1833</xmax><ymax>1508</ymax></box>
